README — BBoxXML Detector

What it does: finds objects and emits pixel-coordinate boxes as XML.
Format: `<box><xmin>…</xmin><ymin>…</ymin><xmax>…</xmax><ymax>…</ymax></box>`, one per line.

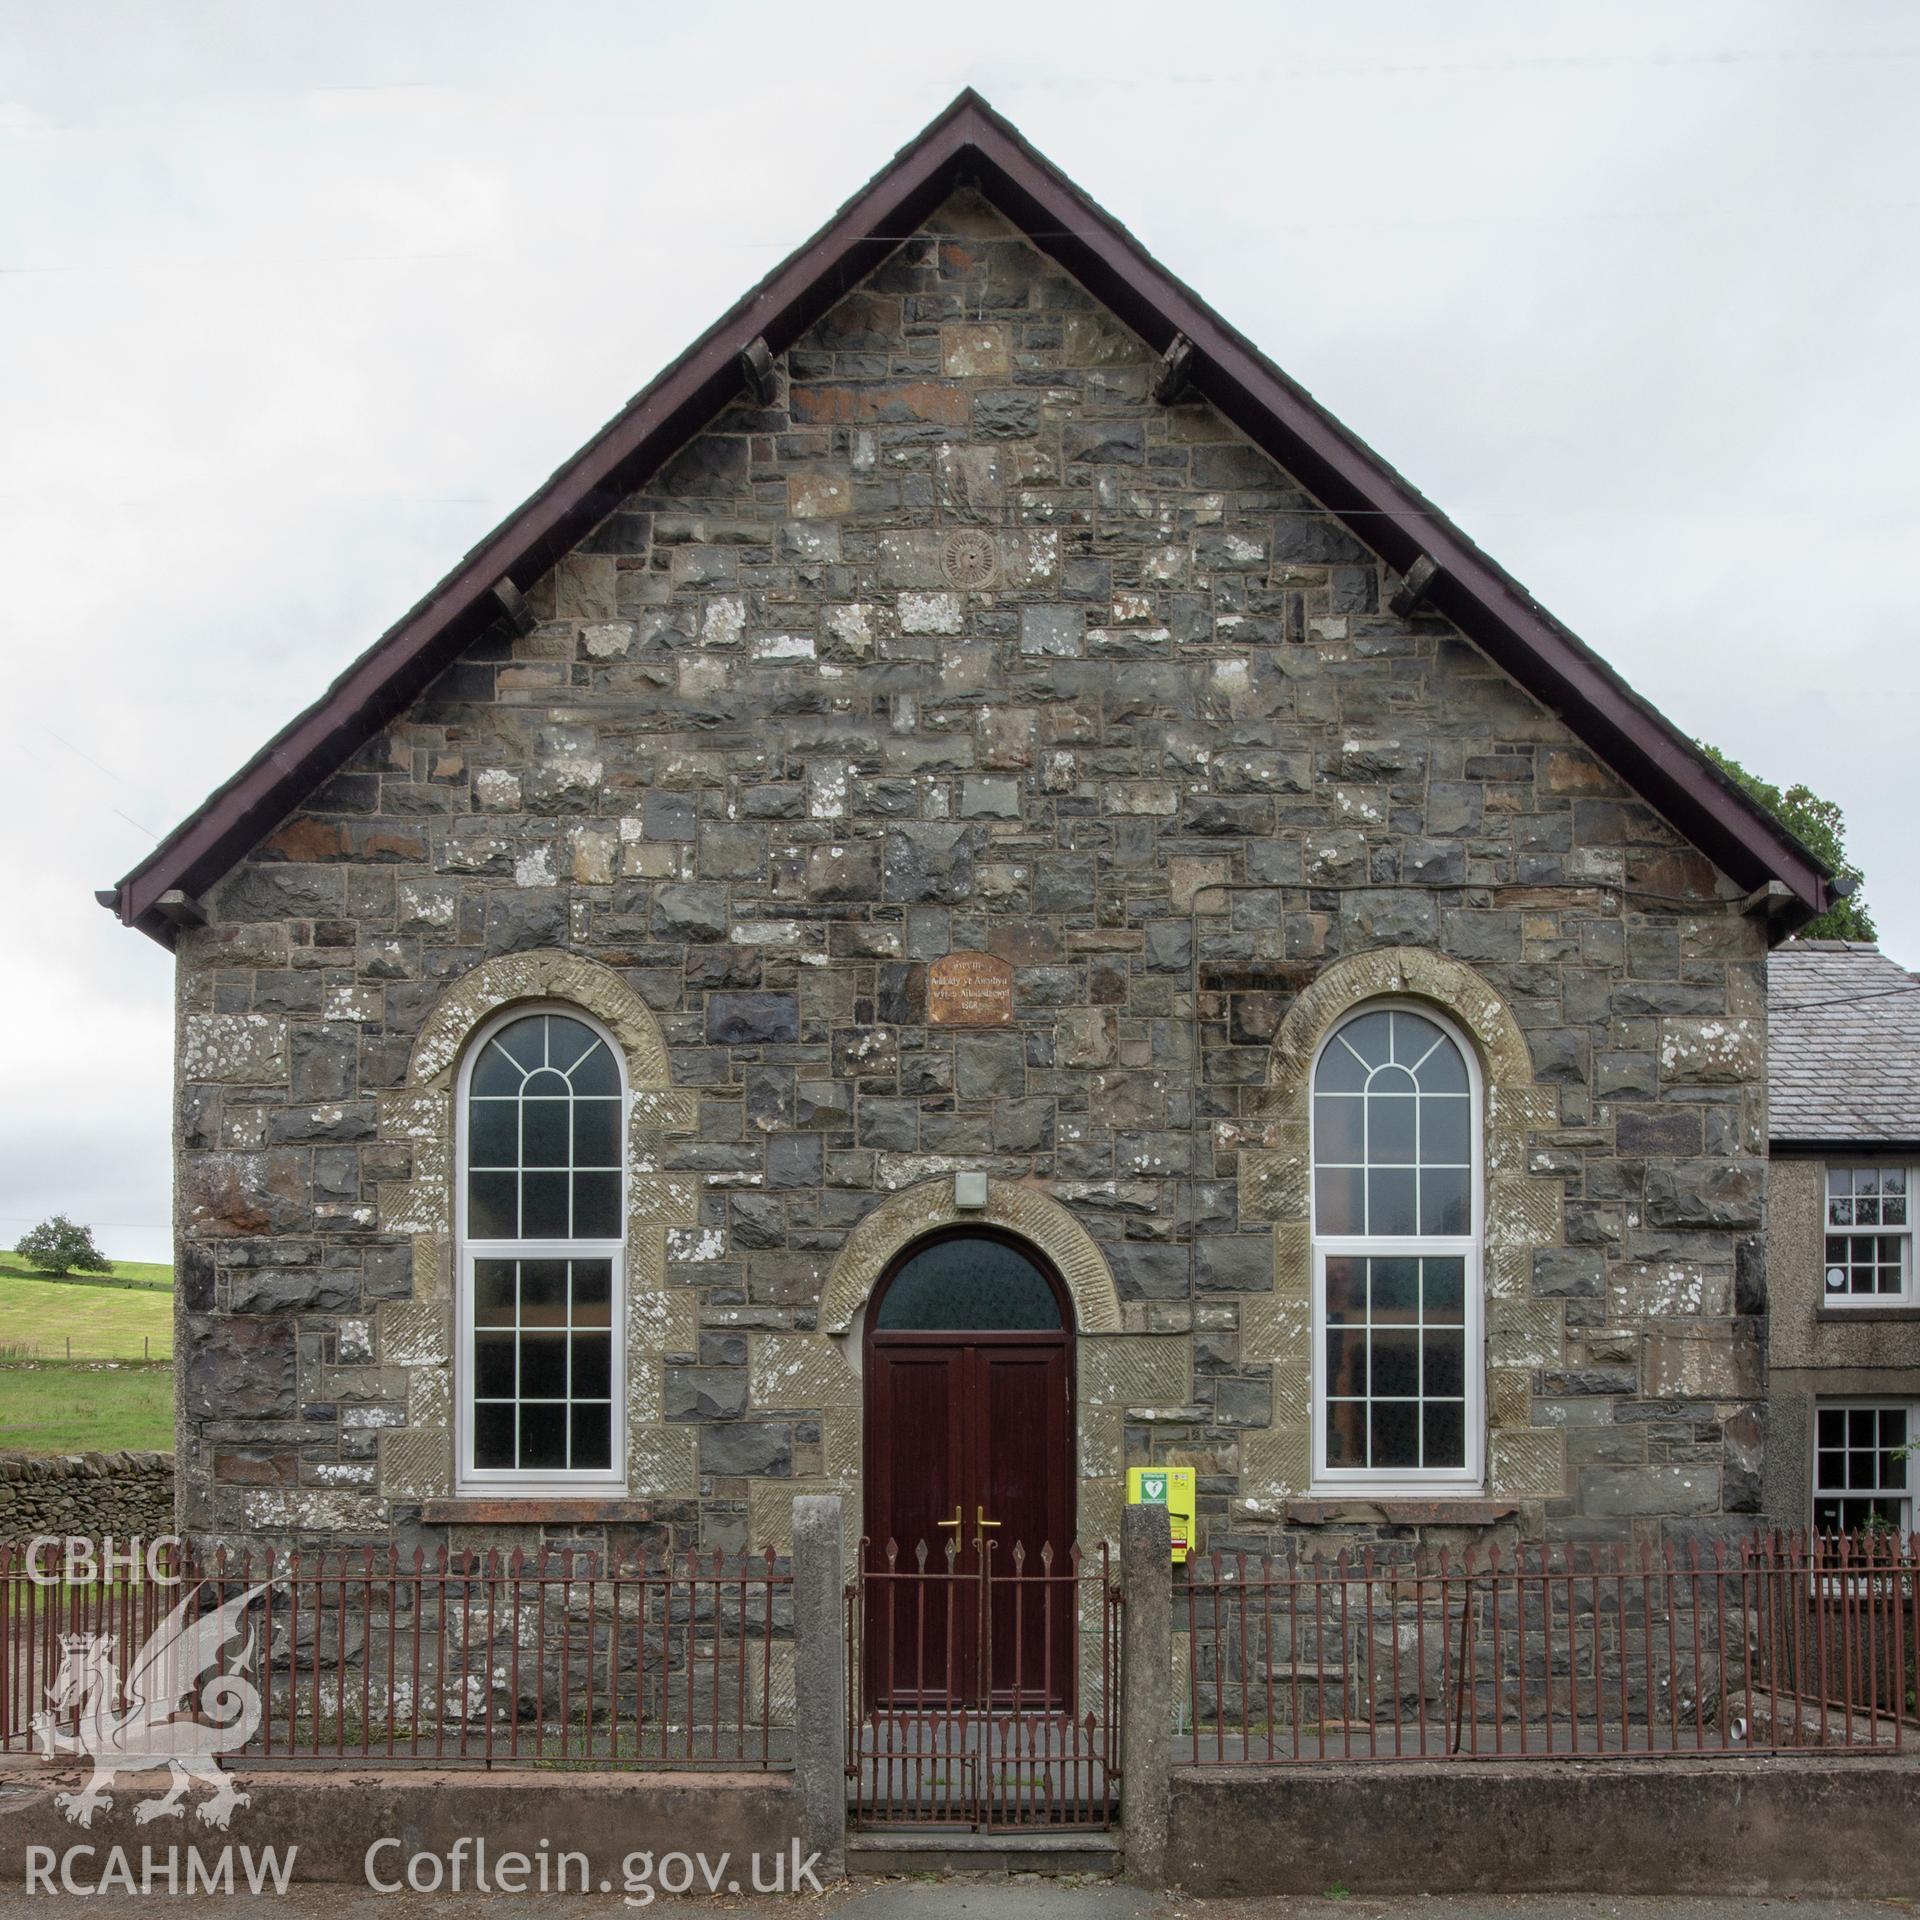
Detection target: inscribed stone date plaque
<box><xmin>928</xmin><ymin>950</ymin><xmax>1015</xmax><ymax>1027</ymax></box>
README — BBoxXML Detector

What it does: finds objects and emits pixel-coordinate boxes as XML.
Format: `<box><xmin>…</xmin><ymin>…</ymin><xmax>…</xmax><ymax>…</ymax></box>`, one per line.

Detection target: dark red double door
<box><xmin>863</xmin><ymin>1336</ymin><xmax>1074</xmax><ymax>1708</ymax></box>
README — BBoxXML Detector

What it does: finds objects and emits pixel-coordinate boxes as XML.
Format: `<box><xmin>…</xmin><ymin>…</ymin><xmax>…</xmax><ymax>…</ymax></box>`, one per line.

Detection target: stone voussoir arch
<box><xmin>819</xmin><ymin>1175</ymin><xmax>1137</xmax><ymax>1564</ymax></box>
<box><xmin>374</xmin><ymin>948</ymin><xmax>697</xmax><ymax>1512</ymax></box>
<box><xmin>819</xmin><ymin>1177</ymin><xmax>1123</xmax><ymax>1336</ymax></box>
<box><xmin>406</xmin><ymin>948</ymin><xmax>673</xmax><ymax>1092</ymax></box>
<box><xmin>1238</xmin><ymin>943</ymin><xmax>1567</xmax><ymax>1510</ymax></box>
<box><xmin>1269</xmin><ymin>945</ymin><xmax>1534</xmax><ymax>1095</ymax></box>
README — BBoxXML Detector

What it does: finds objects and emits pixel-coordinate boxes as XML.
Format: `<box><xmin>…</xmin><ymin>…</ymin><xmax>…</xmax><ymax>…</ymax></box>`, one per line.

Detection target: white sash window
<box><xmin>1824</xmin><ymin>1166</ymin><xmax>1915</xmax><ymax>1305</ymax></box>
<box><xmin>456</xmin><ymin>1005</ymin><xmax>626</xmax><ymax>1491</ymax></box>
<box><xmin>1311</xmin><ymin>1003</ymin><xmax>1484</xmax><ymax>1493</ymax></box>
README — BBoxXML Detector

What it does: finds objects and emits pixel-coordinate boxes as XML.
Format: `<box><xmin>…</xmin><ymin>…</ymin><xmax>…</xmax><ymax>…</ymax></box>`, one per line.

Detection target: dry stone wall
<box><xmin>0</xmin><ymin>1452</ymin><xmax>175</xmax><ymax>1543</ymax></box>
<box><xmin>170</xmin><ymin>190</ymin><xmax>1771</xmax><ymax>1562</ymax></box>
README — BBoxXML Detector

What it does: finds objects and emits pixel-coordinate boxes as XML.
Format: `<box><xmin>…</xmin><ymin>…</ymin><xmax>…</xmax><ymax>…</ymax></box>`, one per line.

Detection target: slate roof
<box><xmin>100</xmin><ymin>90</ymin><xmax>1837</xmax><ymax>947</ymax></box>
<box><xmin>1769</xmin><ymin>941</ymin><xmax>1920</xmax><ymax>1148</ymax></box>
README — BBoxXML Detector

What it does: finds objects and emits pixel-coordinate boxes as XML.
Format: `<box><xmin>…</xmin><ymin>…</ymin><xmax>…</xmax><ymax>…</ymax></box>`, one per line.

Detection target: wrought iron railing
<box><xmin>1182</xmin><ymin>1531</ymin><xmax>1916</xmax><ymax>1764</ymax></box>
<box><xmin>2</xmin><ymin>1543</ymin><xmax>792</xmax><ymax>1768</ymax></box>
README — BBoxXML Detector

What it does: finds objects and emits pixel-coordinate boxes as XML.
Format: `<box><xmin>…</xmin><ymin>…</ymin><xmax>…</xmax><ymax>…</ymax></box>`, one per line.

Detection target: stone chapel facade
<box><xmin>108</xmin><ymin>96</ymin><xmax>1834</xmax><ymax>1568</ymax></box>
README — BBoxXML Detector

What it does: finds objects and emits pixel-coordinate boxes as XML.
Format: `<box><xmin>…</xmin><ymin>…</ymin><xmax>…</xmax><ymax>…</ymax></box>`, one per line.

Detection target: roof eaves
<box><xmin>105</xmin><ymin>90</ymin><xmax>1834</xmax><ymax>946</ymax></box>
<box><xmin>107</xmin><ymin>96</ymin><xmax>996</xmax><ymax>945</ymax></box>
<box><xmin>1769</xmin><ymin>1138</ymin><xmax>1920</xmax><ymax>1156</ymax></box>
<box><xmin>938</xmin><ymin>102</ymin><xmax>1834</xmax><ymax>917</ymax></box>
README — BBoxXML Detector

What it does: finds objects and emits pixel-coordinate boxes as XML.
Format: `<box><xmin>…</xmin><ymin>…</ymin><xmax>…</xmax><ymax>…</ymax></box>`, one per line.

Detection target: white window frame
<box><xmin>455</xmin><ymin>1001</ymin><xmax>628</xmax><ymax>1495</ymax></box>
<box><xmin>1811</xmin><ymin>1399</ymin><xmax>1916</xmax><ymax>1537</ymax></box>
<box><xmin>1822</xmin><ymin>1164</ymin><xmax>1916</xmax><ymax>1307</ymax></box>
<box><xmin>1309</xmin><ymin>999</ymin><xmax>1486</xmax><ymax>1496</ymax></box>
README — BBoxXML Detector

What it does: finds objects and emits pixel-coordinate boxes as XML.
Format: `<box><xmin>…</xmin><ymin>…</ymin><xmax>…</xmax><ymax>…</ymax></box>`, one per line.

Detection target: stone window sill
<box><xmin>1285</xmin><ymin>1499</ymin><xmax>1520</xmax><ymax>1527</ymax></box>
<box><xmin>420</xmin><ymin>1498</ymin><xmax>658</xmax><ymax>1524</ymax></box>
<box><xmin>1813</xmin><ymin>1306</ymin><xmax>1920</xmax><ymax>1324</ymax></box>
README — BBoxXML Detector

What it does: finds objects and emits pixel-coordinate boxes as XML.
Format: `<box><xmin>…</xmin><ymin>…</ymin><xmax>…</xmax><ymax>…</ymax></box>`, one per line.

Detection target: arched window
<box><xmin>457</xmin><ymin>1005</ymin><xmax>626</xmax><ymax>1489</ymax></box>
<box><xmin>1311</xmin><ymin>1003</ymin><xmax>1482</xmax><ymax>1490</ymax></box>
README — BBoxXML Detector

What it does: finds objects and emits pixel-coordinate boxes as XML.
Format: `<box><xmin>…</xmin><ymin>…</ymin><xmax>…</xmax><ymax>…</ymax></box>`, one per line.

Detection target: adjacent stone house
<box><xmin>1764</xmin><ymin>940</ymin><xmax>1920</xmax><ymax>1535</ymax></box>
<box><xmin>104</xmin><ymin>93</ymin><xmax>1838</xmax><ymax>1570</ymax></box>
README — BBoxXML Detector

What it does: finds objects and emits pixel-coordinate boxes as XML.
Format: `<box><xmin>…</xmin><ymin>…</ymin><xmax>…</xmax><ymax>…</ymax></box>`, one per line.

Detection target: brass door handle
<box><xmin>936</xmin><ymin>1508</ymin><xmax>962</xmax><ymax>1531</ymax></box>
<box><xmin>976</xmin><ymin>1507</ymin><xmax>1001</xmax><ymax>1530</ymax></box>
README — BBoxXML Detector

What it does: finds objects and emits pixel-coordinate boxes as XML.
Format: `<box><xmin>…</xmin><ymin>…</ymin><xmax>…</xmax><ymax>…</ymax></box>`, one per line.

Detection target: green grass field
<box><xmin>0</xmin><ymin>1259</ymin><xmax>176</xmax><ymax>1454</ymax></box>
<box><xmin>0</xmin><ymin>1268</ymin><xmax>174</xmax><ymax>1362</ymax></box>
<box><xmin>0</xmin><ymin>1252</ymin><xmax>173</xmax><ymax>1290</ymax></box>
<box><xmin>0</xmin><ymin>1362</ymin><xmax>174</xmax><ymax>1453</ymax></box>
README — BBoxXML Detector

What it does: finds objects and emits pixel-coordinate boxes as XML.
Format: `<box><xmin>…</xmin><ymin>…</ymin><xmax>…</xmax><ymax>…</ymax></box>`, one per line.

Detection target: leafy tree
<box><xmin>13</xmin><ymin>1215</ymin><xmax>114</xmax><ymax>1278</ymax></box>
<box><xmin>1701</xmin><ymin>746</ymin><xmax>1876</xmax><ymax>941</ymax></box>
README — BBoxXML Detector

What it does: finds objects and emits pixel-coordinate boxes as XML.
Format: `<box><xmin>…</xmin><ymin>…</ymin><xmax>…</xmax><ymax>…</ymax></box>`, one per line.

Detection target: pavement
<box><xmin>0</xmin><ymin>1880</ymin><xmax>1910</xmax><ymax>1920</ymax></box>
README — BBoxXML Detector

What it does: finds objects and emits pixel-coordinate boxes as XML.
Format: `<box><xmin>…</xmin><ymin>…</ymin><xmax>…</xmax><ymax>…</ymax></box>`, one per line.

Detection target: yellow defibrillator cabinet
<box><xmin>1125</xmin><ymin>1465</ymin><xmax>1196</xmax><ymax>1562</ymax></box>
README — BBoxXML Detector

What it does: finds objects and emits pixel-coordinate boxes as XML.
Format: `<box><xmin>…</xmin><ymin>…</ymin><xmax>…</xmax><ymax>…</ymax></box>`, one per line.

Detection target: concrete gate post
<box><xmin>791</xmin><ymin>1494</ymin><xmax>847</xmax><ymax>1880</ymax></box>
<box><xmin>1121</xmin><ymin>1502</ymin><xmax>1173</xmax><ymax>1886</ymax></box>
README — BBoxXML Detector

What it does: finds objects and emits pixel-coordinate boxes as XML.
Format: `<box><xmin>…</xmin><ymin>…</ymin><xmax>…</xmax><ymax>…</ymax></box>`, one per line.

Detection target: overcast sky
<box><xmin>3</xmin><ymin>1</ymin><xmax>1915</xmax><ymax>1265</ymax></box>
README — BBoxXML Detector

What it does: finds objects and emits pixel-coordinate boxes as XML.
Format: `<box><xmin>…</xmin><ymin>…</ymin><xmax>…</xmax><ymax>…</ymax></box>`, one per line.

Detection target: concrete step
<box><xmin>848</xmin><ymin>1830</ymin><xmax>1121</xmax><ymax>1878</ymax></box>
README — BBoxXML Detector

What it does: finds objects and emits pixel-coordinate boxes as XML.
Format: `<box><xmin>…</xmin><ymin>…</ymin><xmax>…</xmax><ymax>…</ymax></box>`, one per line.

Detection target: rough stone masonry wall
<box><xmin>169</xmin><ymin>190</ymin><xmax>1771</xmax><ymax>1563</ymax></box>
<box><xmin>0</xmin><ymin>1452</ymin><xmax>176</xmax><ymax>1544</ymax></box>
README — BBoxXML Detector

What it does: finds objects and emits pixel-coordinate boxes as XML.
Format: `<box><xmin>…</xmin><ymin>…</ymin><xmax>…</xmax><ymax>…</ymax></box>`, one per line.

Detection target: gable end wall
<box><xmin>169</xmin><ymin>194</ymin><xmax>1771</xmax><ymax>1558</ymax></box>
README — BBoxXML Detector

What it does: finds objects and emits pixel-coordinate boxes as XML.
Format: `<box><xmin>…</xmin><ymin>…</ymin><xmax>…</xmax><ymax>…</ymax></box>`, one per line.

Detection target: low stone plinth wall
<box><xmin>1167</xmin><ymin>1754</ymin><xmax>1920</xmax><ymax>1896</ymax></box>
<box><xmin>0</xmin><ymin>1764</ymin><xmax>806</xmax><ymax>1888</ymax></box>
<box><xmin>0</xmin><ymin>1451</ymin><xmax>174</xmax><ymax>1542</ymax></box>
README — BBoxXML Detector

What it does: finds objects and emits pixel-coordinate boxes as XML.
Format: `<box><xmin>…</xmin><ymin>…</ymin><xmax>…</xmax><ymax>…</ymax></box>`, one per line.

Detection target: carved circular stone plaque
<box><xmin>940</xmin><ymin>528</ymin><xmax>999</xmax><ymax>590</ymax></box>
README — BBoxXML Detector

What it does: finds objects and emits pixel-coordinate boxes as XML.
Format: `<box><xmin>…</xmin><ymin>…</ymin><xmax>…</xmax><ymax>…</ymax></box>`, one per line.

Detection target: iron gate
<box><xmin>845</xmin><ymin>1536</ymin><xmax>1121</xmax><ymax>1830</ymax></box>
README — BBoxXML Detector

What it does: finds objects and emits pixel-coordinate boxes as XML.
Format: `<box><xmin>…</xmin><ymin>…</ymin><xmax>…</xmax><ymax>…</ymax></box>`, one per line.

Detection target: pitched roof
<box><xmin>1769</xmin><ymin>941</ymin><xmax>1920</xmax><ymax>1148</ymax></box>
<box><xmin>102</xmin><ymin>90</ymin><xmax>1837</xmax><ymax>947</ymax></box>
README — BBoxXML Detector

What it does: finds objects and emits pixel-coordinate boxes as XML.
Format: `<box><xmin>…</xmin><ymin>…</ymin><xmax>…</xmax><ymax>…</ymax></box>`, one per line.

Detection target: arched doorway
<box><xmin>862</xmin><ymin>1226</ymin><xmax>1076</xmax><ymax>1707</ymax></box>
